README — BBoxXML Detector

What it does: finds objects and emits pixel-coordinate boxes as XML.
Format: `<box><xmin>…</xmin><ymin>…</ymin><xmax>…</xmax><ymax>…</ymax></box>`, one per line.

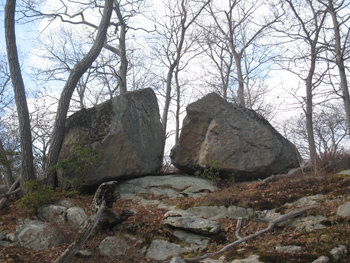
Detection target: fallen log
<box><xmin>161</xmin><ymin>205</ymin><xmax>317</xmax><ymax>263</ymax></box>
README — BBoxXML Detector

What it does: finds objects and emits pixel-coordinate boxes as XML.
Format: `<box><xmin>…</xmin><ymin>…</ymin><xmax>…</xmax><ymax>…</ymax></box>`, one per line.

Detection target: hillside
<box><xmin>1</xmin><ymin>170</ymin><xmax>350</xmax><ymax>263</ymax></box>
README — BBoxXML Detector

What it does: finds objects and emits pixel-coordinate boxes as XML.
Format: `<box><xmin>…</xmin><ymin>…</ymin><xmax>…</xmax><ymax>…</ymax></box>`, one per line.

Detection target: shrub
<box><xmin>318</xmin><ymin>150</ymin><xmax>350</xmax><ymax>173</ymax></box>
<box><xmin>15</xmin><ymin>179</ymin><xmax>58</xmax><ymax>213</ymax></box>
<box><xmin>195</xmin><ymin>160</ymin><xmax>224</xmax><ymax>184</ymax></box>
<box><xmin>55</xmin><ymin>143</ymin><xmax>104</xmax><ymax>191</ymax></box>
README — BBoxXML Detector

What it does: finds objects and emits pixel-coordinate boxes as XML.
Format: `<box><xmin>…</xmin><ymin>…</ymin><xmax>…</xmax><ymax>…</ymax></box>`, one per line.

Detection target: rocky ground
<box><xmin>1</xmin><ymin>171</ymin><xmax>350</xmax><ymax>263</ymax></box>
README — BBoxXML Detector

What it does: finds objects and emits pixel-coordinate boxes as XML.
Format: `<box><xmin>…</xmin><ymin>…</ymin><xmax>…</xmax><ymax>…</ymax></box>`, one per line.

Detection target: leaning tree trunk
<box><xmin>44</xmin><ymin>0</ymin><xmax>114</xmax><ymax>188</ymax></box>
<box><xmin>5</xmin><ymin>0</ymin><xmax>36</xmax><ymax>184</ymax></box>
<box><xmin>329</xmin><ymin>1</ymin><xmax>350</xmax><ymax>135</ymax></box>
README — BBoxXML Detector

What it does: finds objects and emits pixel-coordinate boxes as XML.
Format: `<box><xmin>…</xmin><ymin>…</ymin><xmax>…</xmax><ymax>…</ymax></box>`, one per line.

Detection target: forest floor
<box><xmin>1</xmin><ymin>170</ymin><xmax>350</xmax><ymax>263</ymax></box>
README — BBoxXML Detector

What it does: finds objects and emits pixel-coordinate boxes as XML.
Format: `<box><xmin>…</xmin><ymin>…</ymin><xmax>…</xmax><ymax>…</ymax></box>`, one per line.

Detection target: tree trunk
<box><xmin>114</xmin><ymin>0</ymin><xmax>128</xmax><ymax>94</ymax></box>
<box><xmin>233</xmin><ymin>51</ymin><xmax>245</xmax><ymax>107</ymax></box>
<box><xmin>44</xmin><ymin>0</ymin><xmax>114</xmax><ymax>188</ymax></box>
<box><xmin>175</xmin><ymin>67</ymin><xmax>181</xmax><ymax>145</ymax></box>
<box><xmin>0</xmin><ymin>139</ymin><xmax>15</xmax><ymax>187</ymax></box>
<box><xmin>162</xmin><ymin>62</ymin><xmax>177</xmax><ymax>139</ymax></box>
<box><xmin>305</xmin><ymin>53</ymin><xmax>318</xmax><ymax>167</ymax></box>
<box><xmin>5</xmin><ymin>0</ymin><xmax>36</xmax><ymax>184</ymax></box>
<box><xmin>328</xmin><ymin>0</ymin><xmax>350</xmax><ymax>135</ymax></box>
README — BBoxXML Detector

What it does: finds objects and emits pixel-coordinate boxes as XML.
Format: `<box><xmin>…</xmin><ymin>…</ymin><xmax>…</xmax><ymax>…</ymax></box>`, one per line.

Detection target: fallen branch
<box><xmin>0</xmin><ymin>187</ymin><xmax>22</xmax><ymax>198</ymax></box>
<box><xmin>235</xmin><ymin>217</ymin><xmax>247</xmax><ymax>246</ymax></box>
<box><xmin>53</xmin><ymin>181</ymin><xmax>119</xmax><ymax>263</ymax></box>
<box><xmin>0</xmin><ymin>175</ymin><xmax>22</xmax><ymax>210</ymax></box>
<box><xmin>160</xmin><ymin>205</ymin><xmax>317</xmax><ymax>263</ymax></box>
<box><xmin>258</xmin><ymin>166</ymin><xmax>312</xmax><ymax>189</ymax></box>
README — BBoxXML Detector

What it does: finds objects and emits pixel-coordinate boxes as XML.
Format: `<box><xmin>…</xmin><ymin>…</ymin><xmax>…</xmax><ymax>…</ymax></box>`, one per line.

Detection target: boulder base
<box><xmin>171</xmin><ymin>93</ymin><xmax>300</xmax><ymax>180</ymax></box>
<box><xmin>58</xmin><ymin>88</ymin><xmax>164</xmax><ymax>190</ymax></box>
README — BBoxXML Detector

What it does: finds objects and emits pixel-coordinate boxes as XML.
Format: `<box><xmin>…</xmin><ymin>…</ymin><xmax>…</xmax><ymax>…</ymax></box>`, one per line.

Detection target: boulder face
<box><xmin>58</xmin><ymin>88</ymin><xmax>164</xmax><ymax>189</ymax></box>
<box><xmin>171</xmin><ymin>92</ymin><xmax>300</xmax><ymax>180</ymax></box>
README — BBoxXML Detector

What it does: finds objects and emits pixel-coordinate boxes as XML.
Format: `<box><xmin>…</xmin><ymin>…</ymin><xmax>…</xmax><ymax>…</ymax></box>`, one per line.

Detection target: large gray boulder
<box><xmin>171</xmin><ymin>92</ymin><xmax>300</xmax><ymax>180</ymax></box>
<box><xmin>58</xmin><ymin>88</ymin><xmax>164</xmax><ymax>189</ymax></box>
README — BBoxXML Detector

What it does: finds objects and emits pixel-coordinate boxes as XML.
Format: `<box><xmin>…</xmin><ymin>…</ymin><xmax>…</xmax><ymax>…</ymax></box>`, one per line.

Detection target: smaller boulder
<box><xmin>37</xmin><ymin>204</ymin><xmax>66</xmax><ymax>222</ymax></box>
<box><xmin>173</xmin><ymin>230</ymin><xmax>210</xmax><ymax>250</ymax></box>
<box><xmin>330</xmin><ymin>245</ymin><xmax>348</xmax><ymax>262</ymax></box>
<box><xmin>164</xmin><ymin>210</ymin><xmax>220</xmax><ymax>235</ymax></box>
<box><xmin>276</xmin><ymin>245</ymin><xmax>304</xmax><ymax>253</ymax></box>
<box><xmin>64</xmin><ymin>207</ymin><xmax>88</xmax><ymax>227</ymax></box>
<box><xmin>231</xmin><ymin>255</ymin><xmax>263</xmax><ymax>263</ymax></box>
<box><xmin>17</xmin><ymin>220</ymin><xmax>63</xmax><ymax>250</ymax></box>
<box><xmin>146</xmin><ymin>239</ymin><xmax>186</xmax><ymax>260</ymax></box>
<box><xmin>170</xmin><ymin>258</ymin><xmax>186</xmax><ymax>263</ymax></box>
<box><xmin>99</xmin><ymin>236</ymin><xmax>130</xmax><ymax>257</ymax></box>
<box><xmin>337</xmin><ymin>202</ymin><xmax>350</xmax><ymax>216</ymax></box>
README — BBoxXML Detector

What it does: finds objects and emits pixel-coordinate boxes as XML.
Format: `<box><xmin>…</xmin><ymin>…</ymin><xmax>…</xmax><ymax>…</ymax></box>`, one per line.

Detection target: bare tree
<box><xmin>317</xmin><ymin>0</ymin><xmax>350</xmax><ymax>135</ymax></box>
<box><xmin>5</xmin><ymin>0</ymin><xmax>114</xmax><ymax>187</ymax></box>
<box><xmin>22</xmin><ymin>0</ymin><xmax>147</xmax><ymax>97</ymax></box>
<box><xmin>314</xmin><ymin>105</ymin><xmax>349</xmax><ymax>160</ymax></box>
<box><xmin>5</xmin><ymin>0</ymin><xmax>36</xmax><ymax>184</ymax></box>
<box><xmin>280</xmin><ymin>103</ymin><xmax>349</xmax><ymax>161</ymax></box>
<box><xmin>206</xmin><ymin>0</ymin><xmax>282</xmax><ymax>107</ymax></box>
<box><xmin>278</xmin><ymin>0</ymin><xmax>328</xmax><ymax>167</ymax></box>
<box><xmin>44</xmin><ymin>0</ymin><xmax>114</xmax><ymax>187</ymax></box>
<box><xmin>154</xmin><ymin>0</ymin><xmax>210</xmax><ymax>144</ymax></box>
<box><xmin>0</xmin><ymin>52</ymin><xmax>15</xmax><ymax>186</ymax></box>
<box><xmin>28</xmin><ymin>94</ymin><xmax>57</xmax><ymax>176</ymax></box>
<box><xmin>196</xmin><ymin>24</ymin><xmax>235</xmax><ymax>100</ymax></box>
<box><xmin>33</xmin><ymin>26</ymin><xmax>101</xmax><ymax>110</ymax></box>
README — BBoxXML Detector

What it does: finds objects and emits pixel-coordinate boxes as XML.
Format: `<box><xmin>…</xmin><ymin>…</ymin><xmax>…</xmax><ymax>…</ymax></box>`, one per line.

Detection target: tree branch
<box><xmin>160</xmin><ymin>205</ymin><xmax>317</xmax><ymax>263</ymax></box>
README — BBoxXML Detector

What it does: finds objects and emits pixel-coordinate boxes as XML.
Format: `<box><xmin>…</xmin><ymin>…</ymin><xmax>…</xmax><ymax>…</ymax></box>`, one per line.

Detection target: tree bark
<box><xmin>175</xmin><ymin>67</ymin><xmax>181</xmax><ymax>145</ymax></box>
<box><xmin>114</xmin><ymin>0</ymin><xmax>128</xmax><ymax>94</ymax></box>
<box><xmin>305</xmin><ymin>53</ymin><xmax>318</xmax><ymax>167</ymax></box>
<box><xmin>44</xmin><ymin>0</ymin><xmax>114</xmax><ymax>188</ymax></box>
<box><xmin>0</xmin><ymin>139</ymin><xmax>15</xmax><ymax>187</ymax></box>
<box><xmin>285</xmin><ymin>0</ymin><xmax>327</xmax><ymax>168</ymax></box>
<box><xmin>328</xmin><ymin>0</ymin><xmax>350</xmax><ymax>135</ymax></box>
<box><xmin>5</xmin><ymin>0</ymin><xmax>36</xmax><ymax>184</ymax></box>
<box><xmin>233</xmin><ymin>51</ymin><xmax>245</xmax><ymax>107</ymax></box>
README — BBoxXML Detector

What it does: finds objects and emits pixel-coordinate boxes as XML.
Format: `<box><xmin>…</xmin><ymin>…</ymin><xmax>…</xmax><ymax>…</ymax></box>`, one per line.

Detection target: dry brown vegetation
<box><xmin>1</xmin><ymin>171</ymin><xmax>350</xmax><ymax>263</ymax></box>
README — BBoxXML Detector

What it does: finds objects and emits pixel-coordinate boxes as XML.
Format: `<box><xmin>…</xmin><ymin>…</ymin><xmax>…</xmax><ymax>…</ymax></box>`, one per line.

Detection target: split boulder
<box><xmin>171</xmin><ymin>92</ymin><xmax>300</xmax><ymax>180</ymax></box>
<box><xmin>58</xmin><ymin>88</ymin><xmax>164</xmax><ymax>190</ymax></box>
